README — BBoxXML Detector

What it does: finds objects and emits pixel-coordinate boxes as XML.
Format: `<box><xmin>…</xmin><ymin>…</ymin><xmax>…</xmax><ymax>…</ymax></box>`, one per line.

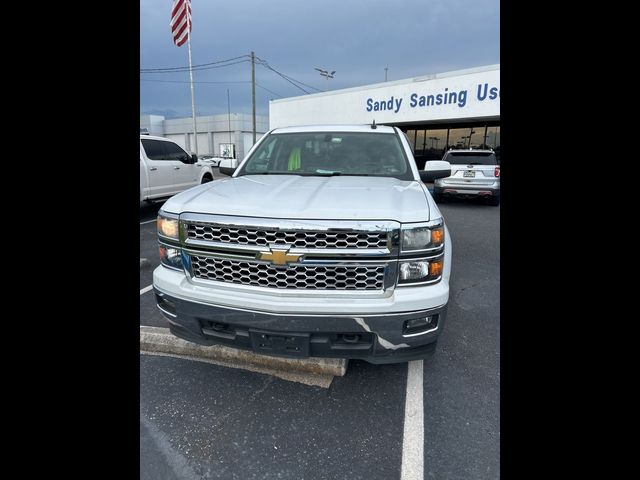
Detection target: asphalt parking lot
<box><xmin>140</xmin><ymin>187</ymin><xmax>500</xmax><ymax>479</ymax></box>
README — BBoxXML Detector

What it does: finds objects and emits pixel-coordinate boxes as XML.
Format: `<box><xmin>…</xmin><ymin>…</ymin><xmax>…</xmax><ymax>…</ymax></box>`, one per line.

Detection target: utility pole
<box><xmin>251</xmin><ymin>51</ymin><xmax>256</xmax><ymax>145</ymax></box>
<box><xmin>227</xmin><ymin>89</ymin><xmax>232</xmax><ymax>156</ymax></box>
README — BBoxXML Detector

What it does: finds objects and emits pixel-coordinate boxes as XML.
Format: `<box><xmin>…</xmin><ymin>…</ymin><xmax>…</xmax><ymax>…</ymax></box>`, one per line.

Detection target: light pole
<box><xmin>468</xmin><ymin>129</ymin><xmax>476</xmax><ymax>148</ymax></box>
<box><xmin>429</xmin><ymin>136</ymin><xmax>439</xmax><ymax>149</ymax></box>
<box><xmin>385</xmin><ymin>67</ymin><xmax>388</xmax><ymax>82</ymax></box>
<box><xmin>315</xmin><ymin>68</ymin><xmax>335</xmax><ymax>91</ymax></box>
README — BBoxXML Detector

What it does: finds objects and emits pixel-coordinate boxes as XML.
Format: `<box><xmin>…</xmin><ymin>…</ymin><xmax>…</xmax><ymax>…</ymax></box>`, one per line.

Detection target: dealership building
<box><xmin>269</xmin><ymin>64</ymin><xmax>500</xmax><ymax>166</ymax></box>
<box><xmin>139</xmin><ymin>112</ymin><xmax>269</xmax><ymax>159</ymax></box>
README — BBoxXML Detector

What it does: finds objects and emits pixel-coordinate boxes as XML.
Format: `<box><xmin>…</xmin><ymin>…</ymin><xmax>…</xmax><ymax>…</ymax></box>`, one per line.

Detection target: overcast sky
<box><xmin>140</xmin><ymin>0</ymin><xmax>499</xmax><ymax>119</ymax></box>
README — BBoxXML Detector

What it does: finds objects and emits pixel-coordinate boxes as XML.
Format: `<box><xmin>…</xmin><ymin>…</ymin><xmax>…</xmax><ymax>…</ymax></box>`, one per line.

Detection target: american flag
<box><xmin>170</xmin><ymin>0</ymin><xmax>192</xmax><ymax>47</ymax></box>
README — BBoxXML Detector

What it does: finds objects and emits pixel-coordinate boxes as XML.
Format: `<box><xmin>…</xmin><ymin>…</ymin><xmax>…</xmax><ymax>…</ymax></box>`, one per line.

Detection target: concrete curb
<box><xmin>140</xmin><ymin>326</ymin><xmax>347</xmax><ymax>386</ymax></box>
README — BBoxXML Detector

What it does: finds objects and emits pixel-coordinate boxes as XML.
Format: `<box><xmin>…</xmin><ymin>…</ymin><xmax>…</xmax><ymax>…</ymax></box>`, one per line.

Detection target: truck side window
<box><xmin>141</xmin><ymin>139</ymin><xmax>168</xmax><ymax>160</ymax></box>
<box><xmin>163</xmin><ymin>141</ymin><xmax>189</xmax><ymax>162</ymax></box>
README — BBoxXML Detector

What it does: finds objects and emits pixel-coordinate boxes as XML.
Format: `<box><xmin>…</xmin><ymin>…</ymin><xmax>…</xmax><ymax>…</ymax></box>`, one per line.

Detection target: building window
<box><xmin>447</xmin><ymin>127</ymin><xmax>485</xmax><ymax>150</ymax></box>
<box><xmin>425</xmin><ymin>129</ymin><xmax>447</xmax><ymax>159</ymax></box>
<box><xmin>415</xmin><ymin>130</ymin><xmax>426</xmax><ymax>156</ymax></box>
<box><xmin>486</xmin><ymin>126</ymin><xmax>500</xmax><ymax>163</ymax></box>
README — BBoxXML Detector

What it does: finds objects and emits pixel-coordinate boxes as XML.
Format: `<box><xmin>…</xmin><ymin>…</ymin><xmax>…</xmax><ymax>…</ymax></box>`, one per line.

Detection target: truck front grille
<box><xmin>190</xmin><ymin>256</ymin><xmax>386</xmax><ymax>291</ymax></box>
<box><xmin>186</xmin><ymin>224</ymin><xmax>388</xmax><ymax>249</ymax></box>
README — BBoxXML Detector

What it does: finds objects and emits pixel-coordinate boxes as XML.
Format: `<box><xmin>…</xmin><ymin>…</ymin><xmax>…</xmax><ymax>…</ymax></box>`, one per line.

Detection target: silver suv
<box><xmin>433</xmin><ymin>149</ymin><xmax>500</xmax><ymax>206</ymax></box>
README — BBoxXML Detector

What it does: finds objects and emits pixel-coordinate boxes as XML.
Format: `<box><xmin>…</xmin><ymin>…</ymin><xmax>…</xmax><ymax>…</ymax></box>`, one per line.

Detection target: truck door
<box><xmin>162</xmin><ymin>141</ymin><xmax>200</xmax><ymax>192</ymax></box>
<box><xmin>140</xmin><ymin>138</ymin><xmax>177</xmax><ymax>198</ymax></box>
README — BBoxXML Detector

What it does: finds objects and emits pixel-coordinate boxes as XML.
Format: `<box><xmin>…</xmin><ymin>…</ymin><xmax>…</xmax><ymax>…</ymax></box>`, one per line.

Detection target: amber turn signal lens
<box><xmin>429</xmin><ymin>258</ymin><xmax>444</xmax><ymax>277</ymax></box>
<box><xmin>431</xmin><ymin>227</ymin><xmax>444</xmax><ymax>246</ymax></box>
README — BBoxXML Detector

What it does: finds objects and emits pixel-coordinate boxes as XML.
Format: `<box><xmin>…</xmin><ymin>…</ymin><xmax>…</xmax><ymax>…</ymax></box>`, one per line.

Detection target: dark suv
<box><xmin>433</xmin><ymin>149</ymin><xmax>500</xmax><ymax>205</ymax></box>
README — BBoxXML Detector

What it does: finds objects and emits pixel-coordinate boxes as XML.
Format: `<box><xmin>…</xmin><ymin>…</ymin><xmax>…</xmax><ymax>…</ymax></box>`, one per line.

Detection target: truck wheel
<box><xmin>201</xmin><ymin>174</ymin><xmax>213</xmax><ymax>184</ymax></box>
<box><xmin>432</xmin><ymin>192</ymin><xmax>443</xmax><ymax>203</ymax></box>
<box><xmin>487</xmin><ymin>195</ymin><xmax>500</xmax><ymax>206</ymax></box>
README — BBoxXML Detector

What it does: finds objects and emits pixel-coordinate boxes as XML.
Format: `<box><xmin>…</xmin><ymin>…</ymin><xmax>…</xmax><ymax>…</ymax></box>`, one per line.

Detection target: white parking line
<box><xmin>401</xmin><ymin>359</ymin><xmax>424</xmax><ymax>480</ymax></box>
<box><xmin>140</xmin><ymin>219</ymin><xmax>156</xmax><ymax>225</ymax></box>
<box><xmin>140</xmin><ymin>285</ymin><xmax>153</xmax><ymax>295</ymax></box>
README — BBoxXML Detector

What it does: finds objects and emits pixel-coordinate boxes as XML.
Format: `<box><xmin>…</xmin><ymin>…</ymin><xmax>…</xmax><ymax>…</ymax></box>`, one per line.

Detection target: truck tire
<box><xmin>487</xmin><ymin>195</ymin><xmax>500</xmax><ymax>206</ymax></box>
<box><xmin>201</xmin><ymin>174</ymin><xmax>213</xmax><ymax>184</ymax></box>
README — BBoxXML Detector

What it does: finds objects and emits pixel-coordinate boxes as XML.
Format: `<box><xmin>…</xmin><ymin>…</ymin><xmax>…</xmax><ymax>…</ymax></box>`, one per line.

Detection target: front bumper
<box><xmin>154</xmin><ymin>286</ymin><xmax>447</xmax><ymax>364</ymax></box>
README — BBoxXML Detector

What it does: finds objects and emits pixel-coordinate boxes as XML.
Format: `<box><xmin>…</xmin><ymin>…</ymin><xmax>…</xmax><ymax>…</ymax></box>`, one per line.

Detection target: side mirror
<box><xmin>181</xmin><ymin>153</ymin><xmax>197</xmax><ymax>164</ymax></box>
<box><xmin>419</xmin><ymin>160</ymin><xmax>451</xmax><ymax>182</ymax></box>
<box><xmin>219</xmin><ymin>158</ymin><xmax>238</xmax><ymax>176</ymax></box>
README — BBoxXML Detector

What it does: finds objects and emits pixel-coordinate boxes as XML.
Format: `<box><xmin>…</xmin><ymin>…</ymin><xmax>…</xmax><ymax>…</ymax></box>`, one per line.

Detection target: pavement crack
<box><xmin>456</xmin><ymin>282</ymin><xmax>479</xmax><ymax>295</ymax></box>
<box><xmin>249</xmin><ymin>375</ymin><xmax>274</xmax><ymax>402</ymax></box>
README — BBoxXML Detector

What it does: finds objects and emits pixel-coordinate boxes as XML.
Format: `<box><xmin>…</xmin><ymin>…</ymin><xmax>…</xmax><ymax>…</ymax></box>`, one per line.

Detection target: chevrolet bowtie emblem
<box><xmin>258</xmin><ymin>247</ymin><xmax>302</xmax><ymax>266</ymax></box>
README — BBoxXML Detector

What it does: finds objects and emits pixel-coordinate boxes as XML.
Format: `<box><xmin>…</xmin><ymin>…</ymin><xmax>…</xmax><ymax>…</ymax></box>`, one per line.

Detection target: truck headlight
<box><xmin>159</xmin><ymin>245</ymin><xmax>184</xmax><ymax>271</ymax></box>
<box><xmin>157</xmin><ymin>215</ymin><xmax>179</xmax><ymax>239</ymax></box>
<box><xmin>399</xmin><ymin>256</ymin><xmax>444</xmax><ymax>284</ymax></box>
<box><xmin>401</xmin><ymin>223</ymin><xmax>444</xmax><ymax>251</ymax></box>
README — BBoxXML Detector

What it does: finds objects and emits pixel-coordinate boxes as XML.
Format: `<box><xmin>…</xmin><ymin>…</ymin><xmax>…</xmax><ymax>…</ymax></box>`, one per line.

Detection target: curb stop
<box><xmin>140</xmin><ymin>326</ymin><xmax>348</xmax><ymax>388</ymax></box>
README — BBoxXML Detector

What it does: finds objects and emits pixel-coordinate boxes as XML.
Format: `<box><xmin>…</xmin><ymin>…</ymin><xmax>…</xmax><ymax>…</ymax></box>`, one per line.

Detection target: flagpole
<box><xmin>186</xmin><ymin>9</ymin><xmax>198</xmax><ymax>155</ymax></box>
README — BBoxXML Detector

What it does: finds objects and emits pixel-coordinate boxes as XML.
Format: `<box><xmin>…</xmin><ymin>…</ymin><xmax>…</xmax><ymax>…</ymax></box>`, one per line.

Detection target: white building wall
<box><xmin>166</xmin><ymin>134</ymin><xmax>187</xmax><ymax>149</ymax></box>
<box><xmin>141</xmin><ymin>112</ymin><xmax>269</xmax><ymax>157</ymax></box>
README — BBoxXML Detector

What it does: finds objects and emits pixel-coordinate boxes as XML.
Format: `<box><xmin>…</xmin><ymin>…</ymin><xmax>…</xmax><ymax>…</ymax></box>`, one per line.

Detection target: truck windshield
<box><xmin>236</xmin><ymin>132</ymin><xmax>413</xmax><ymax>180</ymax></box>
<box><xmin>446</xmin><ymin>152</ymin><xmax>497</xmax><ymax>165</ymax></box>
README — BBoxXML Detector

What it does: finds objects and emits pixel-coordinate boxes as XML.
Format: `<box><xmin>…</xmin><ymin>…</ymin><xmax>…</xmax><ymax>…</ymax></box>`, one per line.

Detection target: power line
<box><xmin>140</xmin><ymin>54</ymin><xmax>250</xmax><ymax>72</ymax></box>
<box><xmin>257</xmin><ymin>58</ymin><xmax>321</xmax><ymax>93</ymax></box>
<box><xmin>141</xmin><ymin>53</ymin><xmax>322</xmax><ymax>96</ymax></box>
<box><xmin>258</xmin><ymin>60</ymin><xmax>309</xmax><ymax>94</ymax></box>
<box><xmin>140</xmin><ymin>59</ymin><xmax>250</xmax><ymax>74</ymax></box>
<box><xmin>255</xmin><ymin>83</ymin><xmax>283</xmax><ymax>98</ymax></box>
<box><xmin>255</xmin><ymin>57</ymin><xmax>323</xmax><ymax>94</ymax></box>
<box><xmin>141</xmin><ymin>79</ymin><xmax>251</xmax><ymax>84</ymax></box>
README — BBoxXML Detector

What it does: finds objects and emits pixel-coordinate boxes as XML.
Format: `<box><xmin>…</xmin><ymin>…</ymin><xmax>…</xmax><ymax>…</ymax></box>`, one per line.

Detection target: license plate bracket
<box><xmin>249</xmin><ymin>330</ymin><xmax>310</xmax><ymax>357</ymax></box>
<box><xmin>463</xmin><ymin>170</ymin><xmax>475</xmax><ymax>177</ymax></box>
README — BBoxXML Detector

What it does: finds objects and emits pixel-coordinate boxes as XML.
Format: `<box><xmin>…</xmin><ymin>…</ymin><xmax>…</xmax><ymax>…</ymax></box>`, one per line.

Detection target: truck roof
<box><xmin>271</xmin><ymin>124</ymin><xmax>397</xmax><ymax>134</ymax></box>
<box><xmin>140</xmin><ymin>134</ymin><xmax>175</xmax><ymax>142</ymax></box>
<box><xmin>445</xmin><ymin>148</ymin><xmax>495</xmax><ymax>154</ymax></box>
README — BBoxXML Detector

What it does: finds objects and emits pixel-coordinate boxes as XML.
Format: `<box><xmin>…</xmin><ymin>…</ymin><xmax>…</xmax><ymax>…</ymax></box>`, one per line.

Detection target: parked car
<box><xmin>153</xmin><ymin>124</ymin><xmax>453</xmax><ymax>364</ymax></box>
<box><xmin>140</xmin><ymin>135</ymin><xmax>214</xmax><ymax>203</ymax></box>
<box><xmin>198</xmin><ymin>155</ymin><xmax>227</xmax><ymax>167</ymax></box>
<box><xmin>432</xmin><ymin>148</ymin><xmax>500</xmax><ymax>205</ymax></box>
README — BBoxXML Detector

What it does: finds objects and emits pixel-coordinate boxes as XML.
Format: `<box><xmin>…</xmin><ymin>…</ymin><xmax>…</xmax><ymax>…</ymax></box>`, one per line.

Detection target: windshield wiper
<box><xmin>332</xmin><ymin>173</ymin><xmax>373</xmax><ymax>176</ymax></box>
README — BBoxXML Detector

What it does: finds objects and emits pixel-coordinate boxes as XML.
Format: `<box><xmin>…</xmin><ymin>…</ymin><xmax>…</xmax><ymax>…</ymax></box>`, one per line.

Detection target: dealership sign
<box><xmin>366</xmin><ymin>83</ymin><xmax>499</xmax><ymax>114</ymax></box>
<box><xmin>269</xmin><ymin>66</ymin><xmax>500</xmax><ymax>128</ymax></box>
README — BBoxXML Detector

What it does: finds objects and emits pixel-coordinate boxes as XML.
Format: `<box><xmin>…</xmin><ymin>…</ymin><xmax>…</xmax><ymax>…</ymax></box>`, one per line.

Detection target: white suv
<box><xmin>433</xmin><ymin>149</ymin><xmax>500</xmax><ymax>205</ymax></box>
<box><xmin>140</xmin><ymin>135</ymin><xmax>214</xmax><ymax>203</ymax></box>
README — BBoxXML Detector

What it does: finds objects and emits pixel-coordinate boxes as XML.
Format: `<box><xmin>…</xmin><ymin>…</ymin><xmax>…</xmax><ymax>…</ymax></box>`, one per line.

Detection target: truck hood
<box><xmin>163</xmin><ymin>175</ymin><xmax>433</xmax><ymax>222</ymax></box>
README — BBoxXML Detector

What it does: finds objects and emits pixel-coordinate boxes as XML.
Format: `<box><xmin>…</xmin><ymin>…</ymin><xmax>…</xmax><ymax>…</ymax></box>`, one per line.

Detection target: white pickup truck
<box><xmin>153</xmin><ymin>124</ymin><xmax>453</xmax><ymax>363</ymax></box>
<box><xmin>140</xmin><ymin>135</ymin><xmax>214</xmax><ymax>203</ymax></box>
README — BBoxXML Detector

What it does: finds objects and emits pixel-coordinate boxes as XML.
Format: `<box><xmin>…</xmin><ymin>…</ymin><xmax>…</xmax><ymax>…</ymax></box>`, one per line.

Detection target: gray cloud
<box><xmin>140</xmin><ymin>0</ymin><xmax>499</xmax><ymax>118</ymax></box>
